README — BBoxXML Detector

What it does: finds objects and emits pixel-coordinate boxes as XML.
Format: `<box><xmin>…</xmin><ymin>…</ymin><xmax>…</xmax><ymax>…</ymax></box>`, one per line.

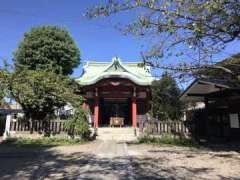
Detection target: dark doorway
<box><xmin>0</xmin><ymin>115</ymin><xmax>6</xmax><ymax>136</ymax></box>
<box><xmin>207</xmin><ymin>110</ymin><xmax>230</xmax><ymax>139</ymax></box>
<box><xmin>100</xmin><ymin>98</ymin><xmax>131</xmax><ymax>126</ymax></box>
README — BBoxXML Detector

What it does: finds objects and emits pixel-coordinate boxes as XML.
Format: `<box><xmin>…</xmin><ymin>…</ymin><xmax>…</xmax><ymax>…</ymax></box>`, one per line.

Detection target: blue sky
<box><xmin>0</xmin><ymin>0</ymin><xmax>240</xmax><ymax>78</ymax></box>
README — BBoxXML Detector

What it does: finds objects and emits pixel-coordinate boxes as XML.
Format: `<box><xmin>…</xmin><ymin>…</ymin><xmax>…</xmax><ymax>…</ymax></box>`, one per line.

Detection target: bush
<box><xmin>64</xmin><ymin>108</ymin><xmax>91</xmax><ymax>140</ymax></box>
<box><xmin>139</xmin><ymin>134</ymin><xmax>199</xmax><ymax>147</ymax></box>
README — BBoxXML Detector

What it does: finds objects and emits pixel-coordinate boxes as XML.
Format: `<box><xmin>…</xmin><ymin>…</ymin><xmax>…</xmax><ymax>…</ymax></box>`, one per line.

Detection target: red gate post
<box><xmin>132</xmin><ymin>97</ymin><xmax>137</xmax><ymax>128</ymax></box>
<box><xmin>94</xmin><ymin>88</ymin><xmax>99</xmax><ymax>128</ymax></box>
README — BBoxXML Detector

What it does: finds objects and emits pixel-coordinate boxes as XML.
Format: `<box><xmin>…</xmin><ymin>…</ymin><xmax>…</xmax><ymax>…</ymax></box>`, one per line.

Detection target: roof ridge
<box><xmin>86</xmin><ymin>61</ymin><xmax>142</xmax><ymax>64</ymax></box>
<box><xmin>87</xmin><ymin>61</ymin><xmax>110</xmax><ymax>63</ymax></box>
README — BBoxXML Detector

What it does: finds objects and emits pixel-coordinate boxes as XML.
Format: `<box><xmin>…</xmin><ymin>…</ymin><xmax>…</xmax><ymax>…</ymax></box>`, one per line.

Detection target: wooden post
<box><xmin>132</xmin><ymin>97</ymin><xmax>137</xmax><ymax>128</ymax></box>
<box><xmin>204</xmin><ymin>97</ymin><xmax>209</xmax><ymax>140</ymax></box>
<box><xmin>131</xmin><ymin>87</ymin><xmax>137</xmax><ymax>130</ymax></box>
<box><xmin>3</xmin><ymin>114</ymin><xmax>12</xmax><ymax>140</ymax></box>
<box><xmin>94</xmin><ymin>88</ymin><xmax>99</xmax><ymax>128</ymax></box>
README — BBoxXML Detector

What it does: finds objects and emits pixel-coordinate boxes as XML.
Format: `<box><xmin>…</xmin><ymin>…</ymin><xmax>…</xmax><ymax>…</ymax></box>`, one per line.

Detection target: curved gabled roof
<box><xmin>180</xmin><ymin>78</ymin><xmax>232</xmax><ymax>102</ymax></box>
<box><xmin>76</xmin><ymin>57</ymin><xmax>154</xmax><ymax>86</ymax></box>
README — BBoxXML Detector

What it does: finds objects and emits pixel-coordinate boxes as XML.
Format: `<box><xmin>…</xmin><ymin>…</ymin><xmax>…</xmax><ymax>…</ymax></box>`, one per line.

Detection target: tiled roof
<box><xmin>76</xmin><ymin>57</ymin><xmax>154</xmax><ymax>86</ymax></box>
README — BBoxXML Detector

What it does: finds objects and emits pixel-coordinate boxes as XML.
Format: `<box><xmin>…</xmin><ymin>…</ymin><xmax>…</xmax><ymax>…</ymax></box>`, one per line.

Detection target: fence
<box><xmin>138</xmin><ymin>120</ymin><xmax>189</xmax><ymax>135</ymax></box>
<box><xmin>9</xmin><ymin>119</ymin><xmax>190</xmax><ymax>136</ymax></box>
<box><xmin>10</xmin><ymin>120</ymin><xmax>67</xmax><ymax>134</ymax></box>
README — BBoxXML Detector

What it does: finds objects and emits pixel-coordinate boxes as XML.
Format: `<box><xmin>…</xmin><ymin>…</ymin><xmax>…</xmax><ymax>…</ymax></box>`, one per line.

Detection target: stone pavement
<box><xmin>77</xmin><ymin>140</ymin><xmax>136</xmax><ymax>180</ymax></box>
<box><xmin>94</xmin><ymin>140</ymin><xmax>129</xmax><ymax>158</ymax></box>
<box><xmin>74</xmin><ymin>128</ymin><xmax>139</xmax><ymax>179</ymax></box>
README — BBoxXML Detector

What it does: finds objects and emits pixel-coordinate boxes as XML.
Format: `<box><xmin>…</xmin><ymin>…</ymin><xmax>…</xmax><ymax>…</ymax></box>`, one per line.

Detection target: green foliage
<box><xmin>2</xmin><ymin>137</ymin><xmax>85</xmax><ymax>147</ymax></box>
<box><xmin>86</xmin><ymin>1</ymin><xmax>240</xmax><ymax>74</ymax></box>
<box><xmin>64</xmin><ymin>108</ymin><xmax>91</xmax><ymax>139</ymax></box>
<box><xmin>14</xmin><ymin>26</ymin><xmax>80</xmax><ymax>75</ymax></box>
<box><xmin>139</xmin><ymin>134</ymin><xmax>198</xmax><ymax>147</ymax></box>
<box><xmin>0</xmin><ymin>70</ymin><xmax>9</xmax><ymax>106</ymax></box>
<box><xmin>10</xmin><ymin>26</ymin><xmax>83</xmax><ymax>127</ymax></box>
<box><xmin>151</xmin><ymin>74</ymin><xmax>182</xmax><ymax>120</ymax></box>
<box><xmin>0</xmin><ymin>60</ymin><xmax>11</xmax><ymax>107</ymax></box>
<box><xmin>10</xmin><ymin>69</ymin><xmax>81</xmax><ymax>121</ymax></box>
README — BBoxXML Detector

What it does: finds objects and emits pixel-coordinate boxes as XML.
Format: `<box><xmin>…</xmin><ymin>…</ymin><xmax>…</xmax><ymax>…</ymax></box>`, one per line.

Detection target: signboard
<box><xmin>86</xmin><ymin>92</ymin><xmax>94</xmax><ymax>98</ymax></box>
<box><xmin>229</xmin><ymin>113</ymin><xmax>239</xmax><ymax>128</ymax></box>
<box><xmin>137</xmin><ymin>92</ymin><xmax>147</xmax><ymax>98</ymax></box>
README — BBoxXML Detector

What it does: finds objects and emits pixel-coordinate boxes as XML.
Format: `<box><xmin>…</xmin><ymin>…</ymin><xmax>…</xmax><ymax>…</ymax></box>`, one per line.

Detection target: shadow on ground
<box><xmin>0</xmin><ymin>142</ymin><xmax>239</xmax><ymax>180</ymax></box>
<box><xmin>127</xmin><ymin>140</ymin><xmax>240</xmax><ymax>153</ymax></box>
<box><xmin>0</xmin><ymin>148</ymin><xmax>207</xmax><ymax>179</ymax></box>
<box><xmin>203</xmin><ymin>142</ymin><xmax>240</xmax><ymax>153</ymax></box>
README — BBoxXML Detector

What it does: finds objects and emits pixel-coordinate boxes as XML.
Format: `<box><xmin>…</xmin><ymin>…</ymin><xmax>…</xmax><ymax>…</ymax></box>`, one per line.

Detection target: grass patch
<box><xmin>139</xmin><ymin>134</ymin><xmax>199</xmax><ymax>148</ymax></box>
<box><xmin>1</xmin><ymin>137</ymin><xmax>86</xmax><ymax>147</ymax></box>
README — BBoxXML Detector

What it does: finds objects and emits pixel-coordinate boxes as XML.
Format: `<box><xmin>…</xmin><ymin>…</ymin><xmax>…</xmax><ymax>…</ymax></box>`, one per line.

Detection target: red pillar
<box><xmin>94</xmin><ymin>96</ymin><xmax>99</xmax><ymax>128</ymax></box>
<box><xmin>132</xmin><ymin>97</ymin><xmax>137</xmax><ymax>128</ymax></box>
<box><xmin>93</xmin><ymin>88</ymin><xmax>99</xmax><ymax>128</ymax></box>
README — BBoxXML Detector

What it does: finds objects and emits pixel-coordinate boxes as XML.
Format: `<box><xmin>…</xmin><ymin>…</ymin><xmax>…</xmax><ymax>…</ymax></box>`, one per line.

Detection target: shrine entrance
<box><xmin>78</xmin><ymin>57</ymin><xmax>154</xmax><ymax>129</ymax></box>
<box><xmin>100</xmin><ymin>98</ymin><xmax>132</xmax><ymax>127</ymax></box>
<box><xmin>81</xmin><ymin>77</ymin><xmax>150</xmax><ymax>128</ymax></box>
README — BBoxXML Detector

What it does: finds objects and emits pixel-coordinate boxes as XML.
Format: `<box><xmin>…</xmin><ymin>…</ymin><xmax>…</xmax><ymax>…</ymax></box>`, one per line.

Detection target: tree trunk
<box><xmin>44</xmin><ymin>118</ymin><xmax>50</xmax><ymax>137</ymax></box>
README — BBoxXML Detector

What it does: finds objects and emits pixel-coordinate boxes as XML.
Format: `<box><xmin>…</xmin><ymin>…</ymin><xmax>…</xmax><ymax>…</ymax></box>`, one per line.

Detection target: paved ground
<box><xmin>0</xmin><ymin>140</ymin><xmax>240</xmax><ymax>180</ymax></box>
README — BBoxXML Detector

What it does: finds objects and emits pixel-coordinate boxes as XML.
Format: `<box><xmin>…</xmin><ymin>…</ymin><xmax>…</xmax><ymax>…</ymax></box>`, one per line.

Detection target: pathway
<box><xmin>77</xmin><ymin>140</ymin><xmax>136</xmax><ymax>180</ymax></box>
<box><xmin>94</xmin><ymin>140</ymin><xmax>129</xmax><ymax>158</ymax></box>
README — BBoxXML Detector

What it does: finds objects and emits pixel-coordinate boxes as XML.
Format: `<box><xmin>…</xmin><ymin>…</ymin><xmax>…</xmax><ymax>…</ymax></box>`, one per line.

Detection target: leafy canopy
<box><xmin>14</xmin><ymin>26</ymin><xmax>80</xmax><ymax>75</ymax></box>
<box><xmin>86</xmin><ymin>0</ymin><xmax>240</xmax><ymax>74</ymax></box>
<box><xmin>0</xmin><ymin>60</ymin><xmax>11</xmax><ymax>107</ymax></box>
<box><xmin>0</xmin><ymin>69</ymin><xmax>9</xmax><ymax>106</ymax></box>
<box><xmin>10</xmin><ymin>26</ymin><xmax>83</xmax><ymax>123</ymax></box>
<box><xmin>10</xmin><ymin>69</ymin><xmax>82</xmax><ymax>120</ymax></box>
<box><xmin>151</xmin><ymin>74</ymin><xmax>182</xmax><ymax>120</ymax></box>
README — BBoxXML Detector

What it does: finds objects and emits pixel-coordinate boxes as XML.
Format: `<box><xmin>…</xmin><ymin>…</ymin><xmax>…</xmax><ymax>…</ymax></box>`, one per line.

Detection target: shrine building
<box><xmin>76</xmin><ymin>57</ymin><xmax>154</xmax><ymax>128</ymax></box>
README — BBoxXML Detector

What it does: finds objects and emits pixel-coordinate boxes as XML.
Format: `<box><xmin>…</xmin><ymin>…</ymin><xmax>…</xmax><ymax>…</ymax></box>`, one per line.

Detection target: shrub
<box><xmin>64</xmin><ymin>108</ymin><xmax>91</xmax><ymax>140</ymax></box>
<box><xmin>139</xmin><ymin>134</ymin><xmax>199</xmax><ymax>147</ymax></box>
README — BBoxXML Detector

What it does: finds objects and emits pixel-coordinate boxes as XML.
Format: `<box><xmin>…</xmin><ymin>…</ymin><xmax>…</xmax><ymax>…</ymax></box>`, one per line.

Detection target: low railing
<box><xmin>138</xmin><ymin>120</ymin><xmax>189</xmax><ymax>135</ymax></box>
<box><xmin>10</xmin><ymin>120</ymin><xmax>67</xmax><ymax>134</ymax></box>
<box><xmin>9</xmin><ymin>119</ymin><xmax>190</xmax><ymax>136</ymax></box>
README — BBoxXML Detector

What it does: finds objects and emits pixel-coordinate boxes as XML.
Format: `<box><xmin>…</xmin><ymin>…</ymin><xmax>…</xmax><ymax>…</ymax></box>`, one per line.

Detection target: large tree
<box><xmin>86</xmin><ymin>0</ymin><xmax>240</xmax><ymax>76</ymax></box>
<box><xmin>10</xmin><ymin>26</ymin><xmax>82</xmax><ymax>126</ymax></box>
<box><xmin>14</xmin><ymin>26</ymin><xmax>80</xmax><ymax>75</ymax></box>
<box><xmin>10</xmin><ymin>69</ymin><xmax>81</xmax><ymax>121</ymax></box>
<box><xmin>151</xmin><ymin>74</ymin><xmax>182</xmax><ymax>121</ymax></box>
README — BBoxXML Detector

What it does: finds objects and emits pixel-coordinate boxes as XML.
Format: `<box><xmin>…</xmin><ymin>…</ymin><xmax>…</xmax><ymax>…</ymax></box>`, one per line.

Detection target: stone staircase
<box><xmin>96</xmin><ymin>127</ymin><xmax>137</xmax><ymax>142</ymax></box>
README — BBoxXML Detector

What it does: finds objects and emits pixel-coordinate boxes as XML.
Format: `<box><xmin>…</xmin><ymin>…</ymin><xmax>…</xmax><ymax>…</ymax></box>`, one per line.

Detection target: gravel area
<box><xmin>127</xmin><ymin>144</ymin><xmax>240</xmax><ymax>180</ymax></box>
<box><xmin>0</xmin><ymin>140</ymin><xmax>239</xmax><ymax>180</ymax></box>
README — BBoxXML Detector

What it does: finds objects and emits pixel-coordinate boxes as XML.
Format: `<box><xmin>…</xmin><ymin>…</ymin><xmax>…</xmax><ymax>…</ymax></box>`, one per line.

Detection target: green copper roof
<box><xmin>76</xmin><ymin>57</ymin><xmax>154</xmax><ymax>86</ymax></box>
